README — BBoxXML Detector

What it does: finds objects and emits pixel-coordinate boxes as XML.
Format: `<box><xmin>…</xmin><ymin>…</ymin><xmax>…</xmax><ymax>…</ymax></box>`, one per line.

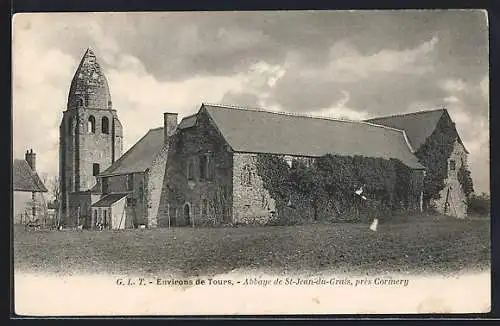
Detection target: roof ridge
<box><xmin>366</xmin><ymin>107</ymin><xmax>446</xmax><ymax>121</ymax></box>
<box><xmin>202</xmin><ymin>102</ymin><xmax>406</xmax><ymax>132</ymax></box>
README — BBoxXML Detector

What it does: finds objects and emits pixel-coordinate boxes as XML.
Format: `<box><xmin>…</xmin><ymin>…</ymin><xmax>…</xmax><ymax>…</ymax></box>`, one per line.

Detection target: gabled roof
<box><xmin>365</xmin><ymin>109</ymin><xmax>446</xmax><ymax>151</ymax></box>
<box><xmin>13</xmin><ymin>159</ymin><xmax>48</xmax><ymax>192</ymax></box>
<box><xmin>92</xmin><ymin>193</ymin><xmax>128</xmax><ymax>207</ymax></box>
<box><xmin>195</xmin><ymin>104</ymin><xmax>424</xmax><ymax>170</ymax></box>
<box><xmin>100</xmin><ymin>127</ymin><xmax>165</xmax><ymax>176</ymax></box>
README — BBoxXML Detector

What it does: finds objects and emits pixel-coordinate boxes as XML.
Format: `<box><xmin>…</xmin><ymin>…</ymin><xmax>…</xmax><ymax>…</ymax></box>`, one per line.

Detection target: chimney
<box><xmin>164</xmin><ymin>112</ymin><xmax>178</xmax><ymax>145</ymax></box>
<box><xmin>25</xmin><ymin>148</ymin><xmax>36</xmax><ymax>171</ymax></box>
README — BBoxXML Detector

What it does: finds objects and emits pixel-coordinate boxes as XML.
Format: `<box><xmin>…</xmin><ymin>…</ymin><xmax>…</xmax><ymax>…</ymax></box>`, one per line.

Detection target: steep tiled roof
<box><xmin>100</xmin><ymin>127</ymin><xmax>165</xmax><ymax>176</ymax></box>
<box><xmin>92</xmin><ymin>193</ymin><xmax>128</xmax><ymax>207</ymax></box>
<box><xmin>365</xmin><ymin>109</ymin><xmax>446</xmax><ymax>151</ymax></box>
<box><xmin>199</xmin><ymin>104</ymin><xmax>425</xmax><ymax>170</ymax></box>
<box><xmin>13</xmin><ymin>159</ymin><xmax>48</xmax><ymax>192</ymax></box>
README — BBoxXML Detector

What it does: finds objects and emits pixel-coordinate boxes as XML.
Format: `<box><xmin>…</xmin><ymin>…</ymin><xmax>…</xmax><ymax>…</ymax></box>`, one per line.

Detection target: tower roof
<box><xmin>67</xmin><ymin>48</ymin><xmax>112</xmax><ymax>110</ymax></box>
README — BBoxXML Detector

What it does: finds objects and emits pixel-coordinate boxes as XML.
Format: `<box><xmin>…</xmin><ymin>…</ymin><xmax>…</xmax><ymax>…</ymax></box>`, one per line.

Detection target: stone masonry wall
<box><xmin>100</xmin><ymin>172</ymin><xmax>147</xmax><ymax>226</ymax></box>
<box><xmin>59</xmin><ymin>107</ymin><xmax>123</xmax><ymax>225</ymax></box>
<box><xmin>232</xmin><ymin>153</ymin><xmax>277</xmax><ymax>224</ymax></box>
<box><xmin>146</xmin><ymin>145</ymin><xmax>169</xmax><ymax>228</ymax></box>
<box><xmin>431</xmin><ymin>140</ymin><xmax>468</xmax><ymax>218</ymax></box>
<box><xmin>79</xmin><ymin>108</ymin><xmax>122</xmax><ymax>191</ymax></box>
<box><xmin>157</xmin><ymin>109</ymin><xmax>233</xmax><ymax>227</ymax></box>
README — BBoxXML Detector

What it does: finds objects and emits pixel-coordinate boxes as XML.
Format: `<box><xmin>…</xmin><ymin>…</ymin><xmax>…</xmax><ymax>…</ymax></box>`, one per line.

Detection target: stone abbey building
<box><xmin>59</xmin><ymin>49</ymin><xmax>470</xmax><ymax>228</ymax></box>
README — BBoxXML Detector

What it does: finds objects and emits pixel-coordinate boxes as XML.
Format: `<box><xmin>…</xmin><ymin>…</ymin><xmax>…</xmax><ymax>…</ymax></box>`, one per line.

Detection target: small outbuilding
<box><xmin>91</xmin><ymin>193</ymin><xmax>130</xmax><ymax>229</ymax></box>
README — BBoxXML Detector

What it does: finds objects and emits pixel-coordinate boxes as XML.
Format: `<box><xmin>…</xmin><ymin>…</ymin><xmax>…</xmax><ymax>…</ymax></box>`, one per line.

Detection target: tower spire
<box><xmin>67</xmin><ymin>48</ymin><xmax>112</xmax><ymax>110</ymax></box>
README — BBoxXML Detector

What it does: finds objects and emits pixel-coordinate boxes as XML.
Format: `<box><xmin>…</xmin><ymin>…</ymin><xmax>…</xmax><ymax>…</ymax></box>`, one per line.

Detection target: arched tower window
<box><xmin>78</xmin><ymin>98</ymin><xmax>84</xmax><ymax>107</ymax></box>
<box><xmin>102</xmin><ymin>117</ymin><xmax>109</xmax><ymax>134</ymax></box>
<box><xmin>88</xmin><ymin>116</ymin><xmax>96</xmax><ymax>133</ymax></box>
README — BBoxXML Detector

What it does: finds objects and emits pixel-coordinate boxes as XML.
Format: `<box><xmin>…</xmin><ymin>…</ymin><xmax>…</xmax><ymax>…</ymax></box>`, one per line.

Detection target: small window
<box><xmin>187</xmin><ymin>157</ymin><xmax>195</xmax><ymax>180</ymax></box>
<box><xmin>201</xmin><ymin>198</ymin><xmax>208</xmax><ymax>216</ymax></box>
<box><xmin>127</xmin><ymin>197</ymin><xmax>135</xmax><ymax>206</ymax></box>
<box><xmin>449</xmin><ymin>160</ymin><xmax>456</xmax><ymax>171</ymax></box>
<box><xmin>78</xmin><ymin>98</ymin><xmax>84</xmax><ymax>107</ymax></box>
<box><xmin>207</xmin><ymin>153</ymin><xmax>215</xmax><ymax>180</ymax></box>
<box><xmin>88</xmin><ymin>116</ymin><xmax>96</xmax><ymax>133</ymax></box>
<box><xmin>102</xmin><ymin>177</ymin><xmax>109</xmax><ymax>193</ymax></box>
<box><xmin>102</xmin><ymin>117</ymin><xmax>110</xmax><ymax>134</ymax></box>
<box><xmin>199</xmin><ymin>155</ymin><xmax>207</xmax><ymax>180</ymax></box>
<box><xmin>93</xmin><ymin>163</ymin><xmax>100</xmax><ymax>176</ymax></box>
<box><xmin>103</xmin><ymin>210</ymin><xmax>108</xmax><ymax>227</ymax></box>
<box><xmin>127</xmin><ymin>174</ymin><xmax>134</xmax><ymax>191</ymax></box>
<box><xmin>241</xmin><ymin>164</ymin><xmax>253</xmax><ymax>186</ymax></box>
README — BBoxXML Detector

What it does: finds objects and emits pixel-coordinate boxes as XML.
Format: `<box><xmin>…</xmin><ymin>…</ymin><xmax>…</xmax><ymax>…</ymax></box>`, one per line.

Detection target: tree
<box><xmin>48</xmin><ymin>176</ymin><xmax>62</xmax><ymax>226</ymax></box>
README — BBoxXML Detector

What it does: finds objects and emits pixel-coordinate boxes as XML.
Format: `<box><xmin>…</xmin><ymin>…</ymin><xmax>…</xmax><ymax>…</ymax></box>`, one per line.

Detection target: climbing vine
<box><xmin>457</xmin><ymin>163</ymin><xmax>474</xmax><ymax>198</ymax></box>
<box><xmin>414</xmin><ymin>113</ymin><xmax>467</xmax><ymax>206</ymax></box>
<box><xmin>256</xmin><ymin>153</ymin><xmax>420</xmax><ymax>224</ymax></box>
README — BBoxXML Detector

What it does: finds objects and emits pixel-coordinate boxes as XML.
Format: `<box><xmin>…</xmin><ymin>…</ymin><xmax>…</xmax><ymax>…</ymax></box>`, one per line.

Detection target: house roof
<box><xmin>197</xmin><ymin>104</ymin><xmax>425</xmax><ymax>169</ymax></box>
<box><xmin>100</xmin><ymin>127</ymin><xmax>165</xmax><ymax>176</ymax></box>
<box><xmin>365</xmin><ymin>109</ymin><xmax>446</xmax><ymax>151</ymax></box>
<box><xmin>178</xmin><ymin>113</ymin><xmax>197</xmax><ymax>129</ymax></box>
<box><xmin>12</xmin><ymin>159</ymin><xmax>48</xmax><ymax>192</ymax></box>
<box><xmin>92</xmin><ymin>193</ymin><xmax>128</xmax><ymax>207</ymax></box>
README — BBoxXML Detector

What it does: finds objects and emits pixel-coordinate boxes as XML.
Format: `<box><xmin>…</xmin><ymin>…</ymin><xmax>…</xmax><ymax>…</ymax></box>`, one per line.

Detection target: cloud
<box><xmin>437</xmin><ymin>76</ymin><xmax>490</xmax><ymax>194</ymax></box>
<box><xmin>480</xmin><ymin>76</ymin><xmax>489</xmax><ymax>100</ymax></box>
<box><xmin>12</xmin><ymin>12</ymin><xmax>490</xmax><ymax>195</ymax></box>
<box><xmin>305</xmin><ymin>91</ymin><xmax>370</xmax><ymax>121</ymax></box>
<box><xmin>325</xmin><ymin>36</ymin><xmax>438</xmax><ymax>81</ymax></box>
<box><xmin>107</xmin><ymin>54</ymin><xmax>247</xmax><ymax>149</ymax></box>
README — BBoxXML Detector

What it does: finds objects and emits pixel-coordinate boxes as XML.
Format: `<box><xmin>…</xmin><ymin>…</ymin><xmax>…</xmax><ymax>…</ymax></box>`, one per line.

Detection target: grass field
<box><xmin>13</xmin><ymin>215</ymin><xmax>490</xmax><ymax>277</ymax></box>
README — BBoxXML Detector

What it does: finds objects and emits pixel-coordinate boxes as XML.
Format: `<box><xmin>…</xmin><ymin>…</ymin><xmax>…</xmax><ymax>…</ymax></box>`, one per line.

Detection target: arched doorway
<box><xmin>183</xmin><ymin>203</ymin><xmax>191</xmax><ymax>226</ymax></box>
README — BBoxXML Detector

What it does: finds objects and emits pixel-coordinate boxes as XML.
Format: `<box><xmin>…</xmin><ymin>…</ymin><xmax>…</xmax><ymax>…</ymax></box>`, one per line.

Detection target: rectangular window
<box><xmin>102</xmin><ymin>177</ymin><xmax>109</xmax><ymax>193</ymax></box>
<box><xmin>449</xmin><ymin>160</ymin><xmax>456</xmax><ymax>171</ymax></box>
<box><xmin>127</xmin><ymin>197</ymin><xmax>135</xmax><ymax>206</ymax></box>
<box><xmin>207</xmin><ymin>153</ymin><xmax>215</xmax><ymax>180</ymax></box>
<box><xmin>187</xmin><ymin>157</ymin><xmax>195</xmax><ymax>180</ymax></box>
<box><xmin>199</xmin><ymin>154</ymin><xmax>207</xmax><ymax>180</ymax></box>
<box><xmin>201</xmin><ymin>198</ymin><xmax>208</xmax><ymax>216</ymax></box>
<box><xmin>103</xmin><ymin>209</ymin><xmax>108</xmax><ymax>227</ymax></box>
<box><xmin>93</xmin><ymin>163</ymin><xmax>100</xmax><ymax>176</ymax></box>
<box><xmin>127</xmin><ymin>174</ymin><xmax>134</xmax><ymax>191</ymax></box>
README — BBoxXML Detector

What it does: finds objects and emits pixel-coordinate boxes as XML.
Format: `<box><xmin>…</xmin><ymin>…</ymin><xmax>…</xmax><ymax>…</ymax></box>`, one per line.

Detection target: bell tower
<box><xmin>59</xmin><ymin>48</ymin><xmax>123</xmax><ymax>226</ymax></box>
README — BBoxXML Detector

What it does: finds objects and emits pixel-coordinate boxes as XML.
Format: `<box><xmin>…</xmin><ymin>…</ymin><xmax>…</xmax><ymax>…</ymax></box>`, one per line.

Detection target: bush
<box><xmin>467</xmin><ymin>193</ymin><xmax>490</xmax><ymax>216</ymax></box>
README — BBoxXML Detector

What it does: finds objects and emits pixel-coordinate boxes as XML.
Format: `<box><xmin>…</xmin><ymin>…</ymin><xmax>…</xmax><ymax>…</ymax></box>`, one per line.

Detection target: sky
<box><xmin>12</xmin><ymin>10</ymin><xmax>490</xmax><ymax>195</ymax></box>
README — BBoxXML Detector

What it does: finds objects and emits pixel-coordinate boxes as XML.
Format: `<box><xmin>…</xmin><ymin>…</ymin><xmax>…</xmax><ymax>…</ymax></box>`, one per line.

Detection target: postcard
<box><xmin>12</xmin><ymin>10</ymin><xmax>490</xmax><ymax>316</ymax></box>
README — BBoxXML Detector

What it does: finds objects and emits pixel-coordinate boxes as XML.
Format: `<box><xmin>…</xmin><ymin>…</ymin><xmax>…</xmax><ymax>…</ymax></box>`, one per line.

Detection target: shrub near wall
<box><xmin>256</xmin><ymin>153</ymin><xmax>420</xmax><ymax>225</ymax></box>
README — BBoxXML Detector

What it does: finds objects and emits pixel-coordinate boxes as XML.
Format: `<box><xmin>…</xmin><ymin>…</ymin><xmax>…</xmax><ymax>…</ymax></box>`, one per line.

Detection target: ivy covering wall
<box><xmin>414</xmin><ymin>112</ymin><xmax>474</xmax><ymax>207</ymax></box>
<box><xmin>256</xmin><ymin>153</ymin><xmax>423</xmax><ymax>224</ymax></box>
<box><xmin>457</xmin><ymin>164</ymin><xmax>474</xmax><ymax>198</ymax></box>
